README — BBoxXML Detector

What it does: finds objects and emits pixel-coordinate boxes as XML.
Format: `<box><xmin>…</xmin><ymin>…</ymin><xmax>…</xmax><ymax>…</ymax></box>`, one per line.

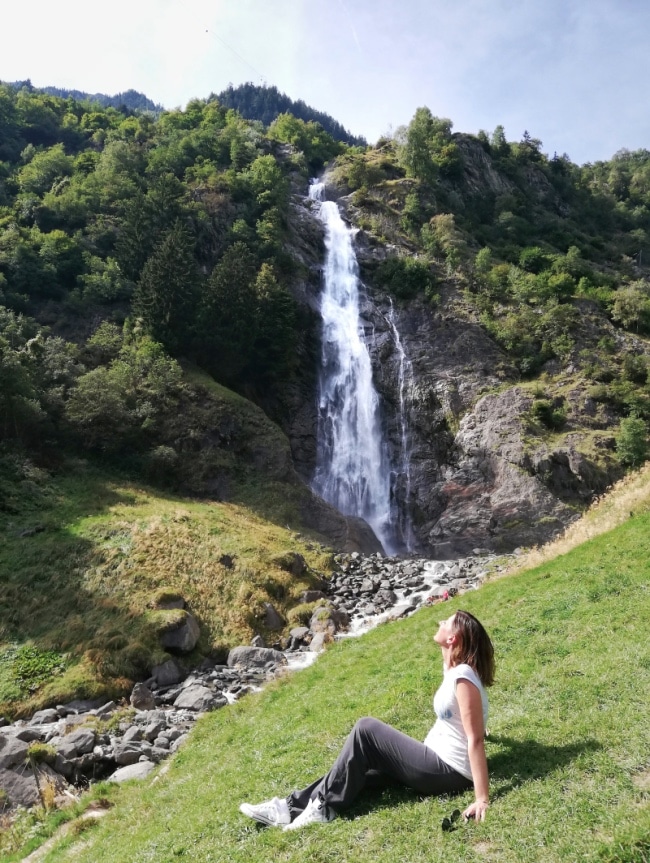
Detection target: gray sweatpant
<box><xmin>287</xmin><ymin>716</ymin><xmax>472</xmax><ymax>817</ymax></box>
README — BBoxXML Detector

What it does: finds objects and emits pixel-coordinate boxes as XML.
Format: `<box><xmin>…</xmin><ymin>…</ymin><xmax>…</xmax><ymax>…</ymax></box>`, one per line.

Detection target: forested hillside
<box><xmin>6</xmin><ymin>80</ymin><xmax>161</xmax><ymax>113</ymax></box>
<box><xmin>0</xmin><ymin>82</ymin><xmax>345</xmax><ymax>486</ymax></box>
<box><xmin>215</xmin><ymin>83</ymin><xmax>366</xmax><ymax>146</ymax></box>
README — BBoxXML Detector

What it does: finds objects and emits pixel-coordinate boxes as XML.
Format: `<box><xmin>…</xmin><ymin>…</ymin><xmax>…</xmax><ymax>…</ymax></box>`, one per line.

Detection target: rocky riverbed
<box><xmin>0</xmin><ymin>549</ymin><xmax>511</xmax><ymax>812</ymax></box>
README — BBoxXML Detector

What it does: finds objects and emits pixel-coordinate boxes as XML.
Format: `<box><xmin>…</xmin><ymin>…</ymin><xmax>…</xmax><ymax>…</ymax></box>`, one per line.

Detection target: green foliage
<box><xmin>269</xmin><ymin>113</ymin><xmax>343</xmax><ymax>170</ymax></box>
<box><xmin>0</xmin><ymin>306</ymin><xmax>47</xmax><ymax>443</ymax></box>
<box><xmin>132</xmin><ymin>221</ymin><xmax>198</xmax><ymax>353</ymax></box>
<box><xmin>375</xmin><ymin>256</ymin><xmax>437</xmax><ymax>301</ymax></box>
<box><xmin>1</xmin><ymin>644</ymin><xmax>68</xmax><ymax>695</ymax></box>
<box><xmin>333</xmin><ymin>151</ymin><xmax>386</xmax><ymax>191</ymax></box>
<box><xmin>622</xmin><ymin>353</ymin><xmax>648</xmax><ymax>384</ymax></box>
<box><xmin>26</xmin><ymin>741</ymin><xmax>57</xmax><ymax>764</ymax></box>
<box><xmin>397</xmin><ymin>107</ymin><xmax>460</xmax><ymax>183</ymax></box>
<box><xmin>196</xmin><ymin>241</ymin><xmax>258</xmax><ymax>384</ymax></box>
<box><xmin>216</xmin><ymin>83</ymin><xmax>365</xmax><ymax>146</ymax></box>
<box><xmin>531</xmin><ymin>398</ymin><xmax>567</xmax><ymax>430</ymax></box>
<box><xmin>611</xmin><ymin>280</ymin><xmax>650</xmax><ymax>332</ymax></box>
<box><xmin>616</xmin><ymin>415</ymin><xmax>648</xmax><ymax>467</ymax></box>
<box><xmin>16</xmin><ymin>143</ymin><xmax>73</xmax><ymax>195</ymax></box>
<box><xmin>518</xmin><ymin>245</ymin><xmax>551</xmax><ymax>274</ymax></box>
<box><xmin>65</xmin><ymin>335</ymin><xmax>183</xmax><ymax>452</ymax></box>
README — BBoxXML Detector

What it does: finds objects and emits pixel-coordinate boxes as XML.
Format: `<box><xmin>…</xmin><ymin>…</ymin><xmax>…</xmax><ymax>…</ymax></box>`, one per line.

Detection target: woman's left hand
<box><xmin>463</xmin><ymin>799</ymin><xmax>489</xmax><ymax>822</ymax></box>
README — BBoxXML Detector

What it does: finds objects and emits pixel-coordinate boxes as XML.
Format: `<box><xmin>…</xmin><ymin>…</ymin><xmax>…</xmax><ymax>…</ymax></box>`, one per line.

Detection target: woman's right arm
<box><xmin>456</xmin><ymin>678</ymin><xmax>490</xmax><ymax>822</ymax></box>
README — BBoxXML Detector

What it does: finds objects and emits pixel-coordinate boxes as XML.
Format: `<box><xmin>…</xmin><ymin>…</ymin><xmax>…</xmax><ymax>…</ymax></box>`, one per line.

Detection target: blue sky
<box><xmin>3</xmin><ymin>0</ymin><xmax>649</xmax><ymax>165</ymax></box>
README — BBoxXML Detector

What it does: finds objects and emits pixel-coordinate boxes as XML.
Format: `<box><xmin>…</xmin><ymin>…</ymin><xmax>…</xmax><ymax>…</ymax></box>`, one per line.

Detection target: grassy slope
<box><xmin>0</xmin><ymin>465</ymin><xmax>331</xmax><ymax>719</ymax></box>
<box><xmin>23</xmin><ymin>507</ymin><xmax>650</xmax><ymax>862</ymax></box>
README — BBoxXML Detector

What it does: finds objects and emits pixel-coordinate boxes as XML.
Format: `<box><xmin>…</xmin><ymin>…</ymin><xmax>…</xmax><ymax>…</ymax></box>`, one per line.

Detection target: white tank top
<box><xmin>423</xmin><ymin>663</ymin><xmax>488</xmax><ymax>780</ymax></box>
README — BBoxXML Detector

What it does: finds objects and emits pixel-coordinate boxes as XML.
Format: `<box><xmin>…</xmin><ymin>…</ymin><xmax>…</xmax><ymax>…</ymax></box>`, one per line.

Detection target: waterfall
<box><xmin>309</xmin><ymin>181</ymin><xmax>395</xmax><ymax>553</ymax></box>
<box><xmin>386</xmin><ymin>300</ymin><xmax>416</xmax><ymax>552</ymax></box>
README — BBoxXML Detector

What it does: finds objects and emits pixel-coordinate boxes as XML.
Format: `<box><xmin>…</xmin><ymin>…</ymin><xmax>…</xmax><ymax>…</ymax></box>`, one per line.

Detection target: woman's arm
<box><xmin>456</xmin><ymin>678</ymin><xmax>490</xmax><ymax>822</ymax></box>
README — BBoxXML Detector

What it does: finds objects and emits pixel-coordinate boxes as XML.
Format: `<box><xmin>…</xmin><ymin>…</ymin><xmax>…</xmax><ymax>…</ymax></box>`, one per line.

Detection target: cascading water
<box><xmin>386</xmin><ymin>300</ymin><xmax>416</xmax><ymax>552</ymax></box>
<box><xmin>309</xmin><ymin>181</ymin><xmax>395</xmax><ymax>552</ymax></box>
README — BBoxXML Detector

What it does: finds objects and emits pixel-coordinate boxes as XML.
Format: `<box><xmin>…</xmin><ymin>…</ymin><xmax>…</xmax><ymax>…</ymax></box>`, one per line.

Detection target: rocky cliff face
<box><xmin>281</xmin><ymin>177</ymin><xmax>625</xmax><ymax>558</ymax></box>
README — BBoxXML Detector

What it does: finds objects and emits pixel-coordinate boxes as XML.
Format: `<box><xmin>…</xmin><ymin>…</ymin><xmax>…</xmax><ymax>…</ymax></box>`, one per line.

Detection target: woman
<box><xmin>240</xmin><ymin>609</ymin><xmax>495</xmax><ymax>831</ymax></box>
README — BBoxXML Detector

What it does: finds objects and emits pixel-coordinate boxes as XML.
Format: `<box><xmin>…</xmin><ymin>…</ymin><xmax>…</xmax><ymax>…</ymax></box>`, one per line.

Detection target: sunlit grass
<box><xmin>22</xmin><ymin>506</ymin><xmax>650</xmax><ymax>863</ymax></box>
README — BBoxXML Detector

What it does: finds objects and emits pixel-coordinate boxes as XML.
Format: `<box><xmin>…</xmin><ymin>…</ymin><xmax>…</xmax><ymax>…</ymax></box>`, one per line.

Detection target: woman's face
<box><xmin>434</xmin><ymin>613</ymin><xmax>457</xmax><ymax>647</ymax></box>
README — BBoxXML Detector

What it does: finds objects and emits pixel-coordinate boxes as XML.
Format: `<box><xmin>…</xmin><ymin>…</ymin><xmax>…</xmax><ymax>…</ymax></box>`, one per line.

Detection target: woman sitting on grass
<box><xmin>240</xmin><ymin>609</ymin><xmax>495</xmax><ymax>831</ymax></box>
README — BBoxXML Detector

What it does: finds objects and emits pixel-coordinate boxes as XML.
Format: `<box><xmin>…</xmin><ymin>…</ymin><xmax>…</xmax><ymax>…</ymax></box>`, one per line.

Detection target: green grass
<box><xmin>17</xmin><ymin>510</ymin><xmax>649</xmax><ymax>863</ymax></box>
<box><xmin>0</xmin><ymin>462</ymin><xmax>332</xmax><ymax>718</ymax></box>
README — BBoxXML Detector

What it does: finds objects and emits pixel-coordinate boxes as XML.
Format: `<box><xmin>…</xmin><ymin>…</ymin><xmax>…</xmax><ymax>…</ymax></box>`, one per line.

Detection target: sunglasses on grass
<box><xmin>441</xmin><ymin>808</ymin><xmax>462</xmax><ymax>832</ymax></box>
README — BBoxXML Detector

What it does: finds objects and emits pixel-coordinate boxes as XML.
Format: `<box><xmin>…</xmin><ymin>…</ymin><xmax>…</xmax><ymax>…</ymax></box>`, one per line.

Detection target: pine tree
<box><xmin>132</xmin><ymin>222</ymin><xmax>198</xmax><ymax>354</ymax></box>
<box><xmin>196</xmin><ymin>242</ymin><xmax>258</xmax><ymax>386</ymax></box>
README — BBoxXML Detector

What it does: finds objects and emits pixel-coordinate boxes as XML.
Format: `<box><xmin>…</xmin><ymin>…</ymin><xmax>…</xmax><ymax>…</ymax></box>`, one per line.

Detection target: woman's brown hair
<box><xmin>450</xmin><ymin>610</ymin><xmax>495</xmax><ymax>687</ymax></box>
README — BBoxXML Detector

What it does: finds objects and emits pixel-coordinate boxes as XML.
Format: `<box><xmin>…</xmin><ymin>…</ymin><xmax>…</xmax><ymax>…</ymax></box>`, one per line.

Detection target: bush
<box><xmin>622</xmin><ymin>353</ymin><xmax>648</xmax><ymax>384</ymax></box>
<box><xmin>532</xmin><ymin>399</ymin><xmax>567</xmax><ymax>430</ymax></box>
<box><xmin>375</xmin><ymin>256</ymin><xmax>436</xmax><ymax>301</ymax></box>
<box><xmin>286</xmin><ymin>602</ymin><xmax>319</xmax><ymax>626</ymax></box>
<box><xmin>616</xmin><ymin>415</ymin><xmax>648</xmax><ymax>467</ymax></box>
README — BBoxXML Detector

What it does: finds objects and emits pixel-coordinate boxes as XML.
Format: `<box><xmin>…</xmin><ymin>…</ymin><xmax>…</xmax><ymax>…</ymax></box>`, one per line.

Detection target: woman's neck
<box><xmin>441</xmin><ymin>646</ymin><xmax>453</xmax><ymax>668</ymax></box>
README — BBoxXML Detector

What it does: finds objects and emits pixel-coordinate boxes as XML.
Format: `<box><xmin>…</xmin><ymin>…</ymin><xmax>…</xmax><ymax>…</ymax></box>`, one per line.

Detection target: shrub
<box><xmin>286</xmin><ymin>602</ymin><xmax>319</xmax><ymax>626</ymax></box>
<box><xmin>622</xmin><ymin>353</ymin><xmax>648</xmax><ymax>385</ymax></box>
<box><xmin>616</xmin><ymin>415</ymin><xmax>648</xmax><ymax>467</ymax></box>
<box><xmin>26</xmin><ymin>741</ymin><xmax>56</xmax><ymax>765</ymax></box>
<box><xmin>532</xmin><ymin>399</ymin><xmax>567</xmax><ymax>430</ymax></box>
<box><xmin>375</xmin><ymin>256</ymin><xmax>436</xmax><ymax>301</ymax></box>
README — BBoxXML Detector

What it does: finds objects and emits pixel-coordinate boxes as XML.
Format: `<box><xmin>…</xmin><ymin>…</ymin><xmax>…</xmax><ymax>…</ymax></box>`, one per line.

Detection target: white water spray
<box><xmin>386</xmin><ymin>300</ymin><xmax>416</xmax><ymax>551</ymax></box>
<box><xmin>309</xmin><ymin>182</ymin><xmax>394</xmax><ymax>552</ymax></box>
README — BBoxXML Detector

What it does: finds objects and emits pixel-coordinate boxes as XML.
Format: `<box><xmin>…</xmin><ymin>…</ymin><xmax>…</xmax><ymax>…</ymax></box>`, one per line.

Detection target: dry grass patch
<box><xmin>500</xmin><ymin>462</ymin><xmax>650</xmax><ymax>576</ymax></box>
<box><xmin>632</xmin><ymin>768</ymin><xmax>650</xmax><ymax>791</ymax></box>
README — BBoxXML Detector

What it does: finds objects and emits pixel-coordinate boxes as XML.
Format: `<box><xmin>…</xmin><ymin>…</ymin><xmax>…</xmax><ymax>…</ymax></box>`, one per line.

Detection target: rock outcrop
<box><xmin>275</xmin><ymin>180</ymin><xmax>628</xmax><ymax>557</ymax></box>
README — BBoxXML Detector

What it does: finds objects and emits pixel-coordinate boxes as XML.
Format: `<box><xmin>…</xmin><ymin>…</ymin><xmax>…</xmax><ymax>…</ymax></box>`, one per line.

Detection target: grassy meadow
<box><xmin>6</xmin><ymin>485</ymin><xmax>649</xmax><ymax>863</ymax></box>
<box><xmin>0</xmin><ymin>463</ymin><xmax>331</xmax><ymax>720</ymax></box>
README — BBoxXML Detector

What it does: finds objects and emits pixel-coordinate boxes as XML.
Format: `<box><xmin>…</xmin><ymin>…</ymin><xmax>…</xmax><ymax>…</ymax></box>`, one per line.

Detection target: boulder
<box><xmin>0</xmin><ymin>767</ymin><xmax>40</xmax><ymax>807</ymax></box>
<box><xmin>300</xmin><ymin>590</ymin><xmax>327</xmax><ymax>603</ymax></box>
<box><xmin>271</xmin><ymin>551</ymin><xmax>308</xmax><ymax>576</ymax></box>
<box><xmin>113</xmin><ymin>741</ymin><xmax>152</xmax><ymax>766</ymax></box>
<box><xmin>0</xmin><ymin>763</ymin><xmax>68</xmax><ymax>809</ymax></box>
<box><xmin>30</xmin><ymin>708</ymin><xmax>59</xmax><ymax>725</ymax></box>
<box><xmin>250</xmin><ymin>634</ymin><xmax>266</xmax><ymax>648</ymax></box>
<box><xmin>309</xmin><ymin>632</ymin><xmax>329</xmax><ymax>652</ymax></box>
<box><xmin>151</xmin><ymin>658</ymin><xmax>186</xmax><ymax>687</ymax></box>
<box><xmin>95</xmin><ymin>701</ymin><xmax>117</xmax><ymax>717</ymax></box>
<box><xmin>0</xmin><ymin>734</ymin><xmax>29</xmax><ymax>770</ymax></box>
<box><xmin>108</xmin><ymin>761</ymin><xmax>156</xmax><ymax>783</ymax></box>
<box><xmin>122</xmin><ymin>726</ymin><xmax>143</xmax><ymax>743</ymax></box>
<box><xmin>56</xmin><ymin>728</ymin><xmax>96</xmax><ymax>760</ymax></box>
<box><xmin>226</xmin><ymin>647</ymin><xmax>287</xmax><ymax>669</ymax></box>
<box><xmin>15</xmin><ymin>727</ymin><xmax>45</xmax><ymax>743</ymax></box>
<box><xmin>61</xmin><ymin>699</ymin><xmax>104</xmax><ymax>713</ymax></box>
<box><xmin>173</xmin><ymin>684</ymin><xmax>227</xmax><ymax>712</ymax></box>
<box><xmin>144</xmin><ymin>721</ymin><xmax>166</xmax><ymax>742</ymax></box>
<box><xmin>159</xmin><ymin>611</ymin><xmax>201</xmax><ymax>653</ymax></box>
<box><xmin>309</xmin><ymin>605</ymin><xmax>350</xmax><ymax>635</ymax></box>
<box><xmin>263</xmin><ymin>602</ymin><xmax>285</xmax><ymax>631</ymax></box>
<box><xmin>130</xmin><ymin>683</ymin><xmax>156</xmax><ymax>711</ymax></box>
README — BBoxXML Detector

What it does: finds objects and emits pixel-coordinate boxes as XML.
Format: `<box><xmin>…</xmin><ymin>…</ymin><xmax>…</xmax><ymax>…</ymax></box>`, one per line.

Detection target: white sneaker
<box><xmin>283</xmin><ymin>796</ymin><xmax>336</xmax><ymax>831</ymax></box>
<box><xmin>239</xmin><ymin>796</ymin><xmax>291</xmax><ymax>827</ymax></box>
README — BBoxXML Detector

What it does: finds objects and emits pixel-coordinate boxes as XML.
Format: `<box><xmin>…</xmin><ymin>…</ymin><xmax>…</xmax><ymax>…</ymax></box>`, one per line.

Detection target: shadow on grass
<box><xmin>486</xmin><ymin>734</ymin><xmax>602</xmax><ymax>797</ymax></box>
<box><xmin>0</xmin><ymin>464</ymin><xmax>184</xmax><ymax>715</ymax></box>
<box><xmin>340</xmin><ymin>734</ymin><xmax>602</xmax><ymax>821</ymax></box>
